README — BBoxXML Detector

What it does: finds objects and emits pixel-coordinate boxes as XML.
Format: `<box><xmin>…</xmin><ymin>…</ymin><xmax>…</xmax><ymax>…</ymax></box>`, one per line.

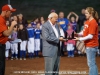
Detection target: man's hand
<box><xmin>11</xmin><ymin>21</ymin><xmax>17</xmax><ymax>27</ymax></box>
<box><xmin>59</xmin><ymin>37</ymin><xmax>67</xmax><ymax>42</ymax></box>
<box><xmin>3</xmin><ymin>21</ymin><xmax>17</xmax><ymax>37</ymax></box>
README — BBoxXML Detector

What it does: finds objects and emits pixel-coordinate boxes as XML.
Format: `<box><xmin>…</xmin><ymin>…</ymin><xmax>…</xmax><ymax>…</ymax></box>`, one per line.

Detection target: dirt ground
<box><xmin>5</xmin><ymin>54</ymin><xmax>100</xmax><ymax>75</ymax></box>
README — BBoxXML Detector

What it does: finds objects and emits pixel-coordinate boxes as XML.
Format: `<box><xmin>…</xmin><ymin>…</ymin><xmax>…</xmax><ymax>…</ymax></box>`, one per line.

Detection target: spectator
<box><xmin>50</xmin><ymin>9</ymin><xmax>56</xmax><ymax>13</ymax></box>
<box><xmin>5</xmin><ymin>21</ymin><xmax>11</xmax><ymax>60</ymax></box>
<box><xmin>65</xmin><ymin>24</ymin><xmax>76</xmax><ymax>57</ymax></box>
<box><xmin>34</xmin><ymin>23</ymin><xmax>41</xmax><ymax>58</ymax></box>
<box><xmin>58</xmin><ymin>22</ymin><xmax>65</xmax><ymax>56</ymax></box>
<box><xmin>78</xmin><ymin>9</ymin><xmax>86</xmax><ymax>31</ymax></box>
<box><xmin>10</xmin><ymin>26</ymin><xmax>18</xmax><ymax>60</ymax></box>
<box><xmin>18</xmin><ymin>24</ymin><xmax>28</xmax><ymax>60</ymax></box>
<box><xmin>98</xmin><ymin>18</ymin><xmax>100</xmax><ymax>26</ymax></box>
<box><xmin>67</xmin><ymin>12</ymin><xmax>79</xmax><ymax>32</ymax></box>
<box><xmin>39</xmin><ymin>16</ymin><xmax>45</xmax><ymax>25</ymax></box>
<box><xmin>27</xmin><ymin>23</ymin><xmax>35</xmax><ymax>59</ymax></box>
<box><xmin>17</xmin><ymin>14</ymin><xmax>28</xmax><ymax>27</ymax></box>
<box><xmin>31</xmin><ymin>17</ymin><xmax>39</xmax><ymax>28</ymax></box>
<box><xmin>58</xmin><ymin>12</ymin><xmax>69</xmax><ymax>32</ymax></box>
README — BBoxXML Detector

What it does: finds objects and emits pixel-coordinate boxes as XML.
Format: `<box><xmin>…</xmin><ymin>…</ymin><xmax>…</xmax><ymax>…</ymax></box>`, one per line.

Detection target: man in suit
<box><xmin>42</xmin><ymin>12</ymin><xmax>66</xmax><ymax>75</ymax></box>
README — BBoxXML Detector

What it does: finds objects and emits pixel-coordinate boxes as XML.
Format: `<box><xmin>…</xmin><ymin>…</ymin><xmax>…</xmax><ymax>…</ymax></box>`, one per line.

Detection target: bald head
<box><xmin>48</xmin><ymin>12</ymin><xmax>58</xmax><ymax>25</ymax></box>
<box><xmin>48</xmin><ymin>12</ymin><xmax>58</xmax><ymax>19</ymax></box>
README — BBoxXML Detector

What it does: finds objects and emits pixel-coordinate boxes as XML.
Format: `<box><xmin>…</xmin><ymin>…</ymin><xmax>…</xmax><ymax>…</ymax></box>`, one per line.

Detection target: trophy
<box><xmin>65</xmin><ymin>31</ymin><xmax>75</xmax><ymax>40</ymax></box>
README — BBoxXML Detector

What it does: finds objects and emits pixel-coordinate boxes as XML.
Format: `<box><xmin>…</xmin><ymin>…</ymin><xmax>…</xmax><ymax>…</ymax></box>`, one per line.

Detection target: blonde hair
<box><xmin>86</xmin><ymin>7</ymin><xmax>99</xmax><ymax>21</ymax></box>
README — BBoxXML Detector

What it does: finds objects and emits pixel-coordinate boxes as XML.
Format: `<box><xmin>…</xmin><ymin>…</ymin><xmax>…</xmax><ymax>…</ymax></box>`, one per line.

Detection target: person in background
<box><xmin>27</xmin><ymin>23</ymin><xmax>35</xmax><ymax>59</ymax></box>
<box><xmin>10</xmin><ymin>26</ymin><xmax>18</xmax><ymax>60</ymax></box>
<box><xmin>31</xmin><ymin>17</ymin><xmax>39</xmax><ymax>28</ymax></box>
<box><xmin>98</xmin><ymin>26</ymin><xmax>100</xmax><ymax>56</ymax></box>
<box><xmin>13</xmin><ymin>15</ymin><xmax>18</xmax><ymax>22</ymax></box>
<box><xmin>39</xmin><ymin>16</ymin><xmax>45</xmax><ymax>30</ymax></box>
<box><xmin>67</xmin><ymin>12</ymin><xmax>79</xmax><ymax>32</ymax></box>
<box><xmin>0</xmin><ymin>4</ymin><xmax>17</xmax><ymax>75</ymax></box>
<box><xmin>50</xmin><ymin>9</ymin><xmax>56</xmax><ymax>13</ymax></box>
<box><xmin>58</xmin><ymin>22</ymin><xmax>65</xmax><ymax>56</ymax></box>
<box><xmin>75</xmin><ymin>7</ymin><xmax>99</xmax><ymax>75</ymax></box>
<box><xmin>5</xmin><ymin>36</ymin><xmax>11</xmax><ymax>60</ymax></box>
<box><xmin>40</xmin><ymin>16</ymin><xmax>45</xmax><ymax>25</ymax></box>
<box><xmin>18</xmin><ymin>24</ymin><xmax>28</xmax><ymax>60</ymax></box>
<box><xmin>98</xmin><ymin>18</ymin><xmax>100</xmax><ymax>26</ymax></box>
<box><xmin>65</xmin><ymin>24</ymin><xmax>76</xmax><ymax>57</ymax></box>
<box><xmin>17</xmin><ymin>14</ymin><xmax>28</xmax><ymax>28</ymax></box>
<box><xmin>58</xmin><ymin>12</ymin><xmax>69</xmax><ymax>56</ymax></box>
<box><xmin>5</xmin><ymin>21</ymin><xmax>11</xmax><ymax>60</ymax></box>
<box><xmin>34</xmin><ymin>23</ymin><xmax>41</xmax><ymax>58</ymax></box>
<box><xmin>58</xmin><ymin>12</ymin><xmax>69</xmax><ymax>32</ymax></box>
<box><xmin>78</xmin><ymin>9</ymin><xmax>86</xmax><ymax>31</ymax></box>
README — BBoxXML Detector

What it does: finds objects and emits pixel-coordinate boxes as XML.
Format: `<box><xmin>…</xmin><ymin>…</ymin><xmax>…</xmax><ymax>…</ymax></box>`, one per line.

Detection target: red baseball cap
<box><xmin>2</xmin><ymin>4</ymin><xmax>16</xmax><ymax>12</ymax></box>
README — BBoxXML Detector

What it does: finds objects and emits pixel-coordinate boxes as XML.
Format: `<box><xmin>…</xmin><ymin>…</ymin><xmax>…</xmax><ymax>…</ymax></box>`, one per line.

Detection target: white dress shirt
<box><xmin>48</xmin><ymin>20</ymin><xmax>59</xmax><ymax>38</ymax></box>
<box><xmin>60</xmin><ymin>28</ymin><xmax>65</xmax><ymax>37</ymax></box>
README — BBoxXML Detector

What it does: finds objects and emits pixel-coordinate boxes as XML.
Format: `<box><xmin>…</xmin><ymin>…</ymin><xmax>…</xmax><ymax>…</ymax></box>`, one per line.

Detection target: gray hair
<box><xmin>48</xmin><ymin>12</ymin><xmax>58</xmax><ymax>19</ymax></box>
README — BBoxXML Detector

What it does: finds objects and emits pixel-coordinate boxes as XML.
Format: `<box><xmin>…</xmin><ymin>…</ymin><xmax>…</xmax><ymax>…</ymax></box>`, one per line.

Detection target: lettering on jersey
<box><xmin>83</xmin><ymin>24</ymin><xmax>88</xmax><ymax>31</ymax></box>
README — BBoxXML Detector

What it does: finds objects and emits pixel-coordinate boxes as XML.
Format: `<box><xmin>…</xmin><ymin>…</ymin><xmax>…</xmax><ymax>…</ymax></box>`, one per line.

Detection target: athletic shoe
<box><xmin>67</xmin><ymin>55</ymin><xmax>71</xmax><ymax>57</ymax></box>
<box><xmin>35</xmin><ymin>57</ymin><xmax>39</xmax><ymax>59</ymax></box>
<box><xmin>71</xmin><ymin>55</ymin><xmax>74</xmax><ymax>57</ymax></box>
<box><xmin>16</xmin><ymin>58</ymin><xmax>18</xmax><ymax>60</ymax></box>
<box><xmin>20</xmin><ymin>58</ymin><xmax>22</xmax><ymax>60</ymax></box>
<box><xmin>23</xmin><ymin>58</ymin><xmax>26</xmax><ymax>60</ymax></box>
<box><xmin>11</xmin><ymin>57</ymin><xmax>13</xmax><ymax>60</ymax></box>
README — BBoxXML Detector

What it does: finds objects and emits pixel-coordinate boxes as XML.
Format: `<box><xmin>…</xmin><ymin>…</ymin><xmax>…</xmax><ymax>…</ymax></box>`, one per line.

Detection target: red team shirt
<box><xmin>0</xmin><ymin>15</ymin><xmax>8</xmax><ymax>44</ymax></box>
<box><xmin>83</xmin><ymin>19</ymin><xmax>99</xmax><ymax>47</ymax></box>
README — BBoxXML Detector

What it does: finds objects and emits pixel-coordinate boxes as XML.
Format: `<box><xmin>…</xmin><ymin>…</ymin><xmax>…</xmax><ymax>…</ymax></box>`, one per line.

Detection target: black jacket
<box><xmin>18</xmin><ymin>28</ymin><xmax>28</xmax><ymax>41</ymax></box>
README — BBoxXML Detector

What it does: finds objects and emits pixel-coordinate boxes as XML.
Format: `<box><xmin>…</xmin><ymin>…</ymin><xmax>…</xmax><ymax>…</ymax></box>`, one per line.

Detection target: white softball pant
<box><xmin>11</xmin><ymin>43</ymin><xmax>18</xmax><ymax>54</ymax></box>
<box><xmin>34</xmin><ymin>39</ymin><xmax>40</xmax><ymax>51</ymax></box>
<box><xmin>27</xmin><ymin>38</ymin><xmax>34</xmax><ymax>53</ymax></box>
<box><xmin>5</xmin><ymin>41</ymin><xmax>11</xmax><ymax>57</ymax></box>
<box><xmin>20</xmin><ymin>41</ymin><xmax>27</xmax><ymax>51</ymax></box>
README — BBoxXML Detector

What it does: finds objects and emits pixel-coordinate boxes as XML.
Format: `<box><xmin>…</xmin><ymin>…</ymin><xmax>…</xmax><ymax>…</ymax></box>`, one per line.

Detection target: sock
<box><xmin>23</xmin><ymin>51</ymin><xmax>26</xmax><ymax>58</ymax></box>
<box><xmin>71</xmin><ymin>50</ymin><xmax>74</xmax><ymax>56</ymax></box>
<box><xmin>70</xmin><ymin>51</ymin><xmax>72</xmax><ymax>56</ymax></box>
<box><xmin>35</xmin><ymin>51</ymin><xmax>37</xmax><ymax>56</ymax></box>
<box><xmin>36</xmin><ymin>51</ymin><xmax>38</xmax><ymax>57</ymax></box>
<box><xmin>20</xmin><ymin>51</ymin><xmax>22</xmax><ymax>58</ymax></box>
<box><xmin>32</xmin><ymin>53</ymin><xmax>34</xmax><ymax>58</ymax></box>
<box><xmin>68</xmin><ymin>51</ymin><xmax>71</xmax><ymax>56</ymax></box>
<box><xmin>11</xmin><ymin>53</ymin><xmax>14</xmax><ymax>58</ymax></box>
<box><xmin>15</xmin><ymin>54</ymin><xmax>18</xmax><ymax>58</ymax></box>
<box><xmin>28</xmin><ymin>53</ymin><xmax>31</xmax><ymax>58</ymax></box>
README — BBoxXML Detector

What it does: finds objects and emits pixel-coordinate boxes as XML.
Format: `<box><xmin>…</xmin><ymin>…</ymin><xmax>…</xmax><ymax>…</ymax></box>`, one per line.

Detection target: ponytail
<box><xmin>86</xmin><ymin>7</ymin><xmax>99</xmax><ymax>21</ymax></box>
